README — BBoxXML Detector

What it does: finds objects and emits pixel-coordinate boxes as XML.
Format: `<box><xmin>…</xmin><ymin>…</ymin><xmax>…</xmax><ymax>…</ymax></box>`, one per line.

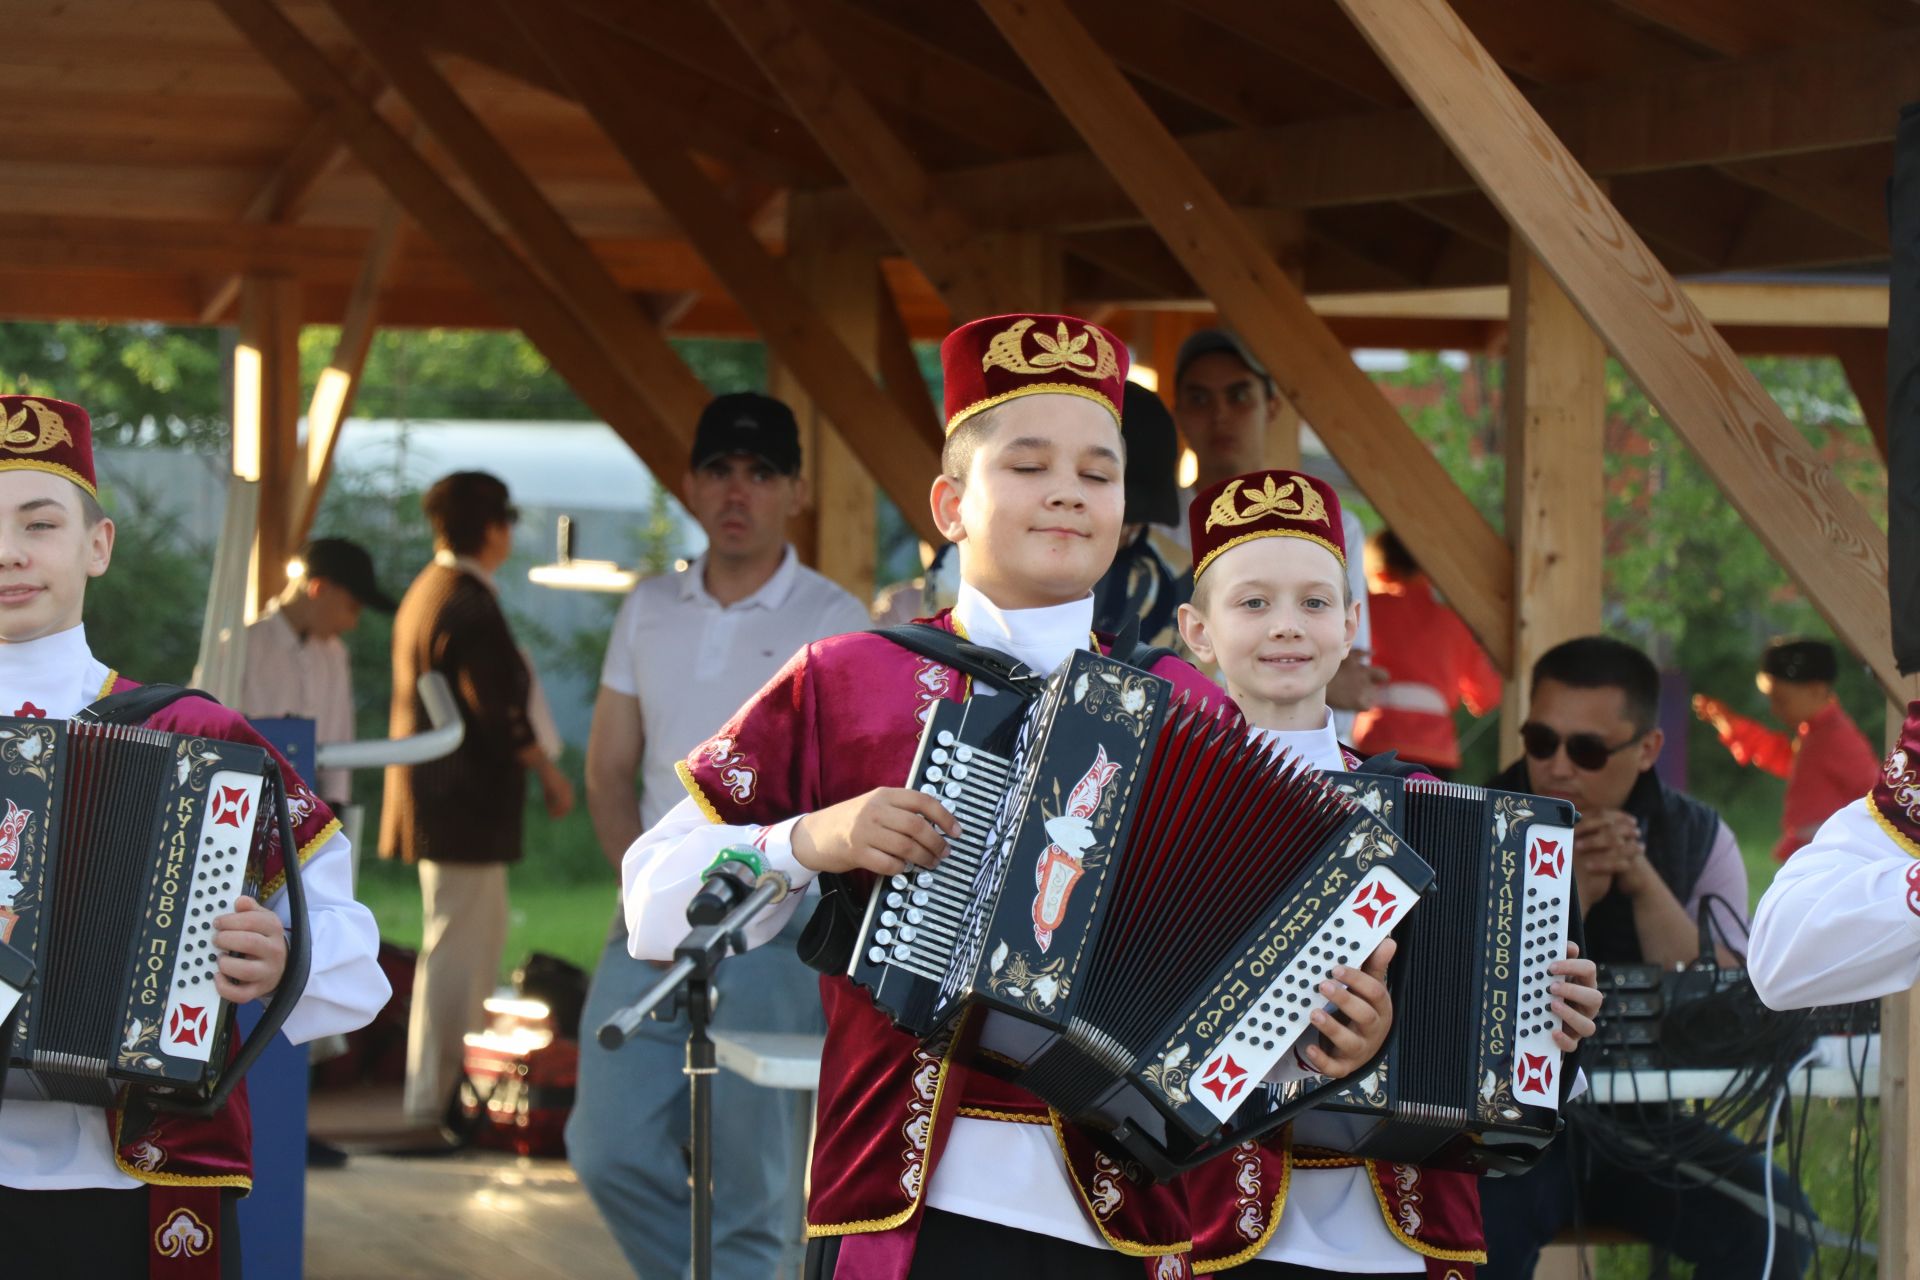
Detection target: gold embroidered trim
<box><xmin>1867</xmin><ymin>793</ymin><xmax>1920</xmax><ymax>859</ymax></box>
<box><xmin>258</xmin><ymin>816</ymin><xmax>342</xmax><ymax>904</ymax></box>
<box><xmin>974</xmin><ymin>1046</ymin><xmax>1024</xmax><ymax>1070</ymax></box>
<box><xmin>1045</xmin><ymin>1109</ymin><xmax>1192</xmax><ymax>1258</ymax></box>
<box><xmin>97</xmin><ymin>669</ymin><xmax>119</xmax><ymax>698</ymax></box>
<box><xmin>1202</xmin><ymin>475</ymin><xmax>1329</xmax><ymax>534</ymax></box>
<box><xmin>1192</xmin><ymin>1141</ymin><xmax>1291</xmax><ymax>1273</ymax></box>
<box><xmin>1291</xmin><ymin>1154</ymin><xmax>1367</xmax><ymax>1169</ymax></box>
<box><xmin>946</xmin><ymin>383</ymin><xmax>1121</xmax><ymax>436</ymax></box>
<box><xmin>955</xmin><ymin>1105</ymin><xmax>1050</xmax><ymax>1124</ymax></box>
<box><xmin>805</xmin><ymin>1010</ymin><xmax>970</xmax><ymax>1238</ymax></box>
<box><xmin>981</xmin><ymin>318</ymin><xmax>1121</xmax><ymax>384</ymax></box>
<box><xmin>1192</xmin><ymin>529</ymin><xmax>1346</xmax><ymax>586</ymax></box>
<box><xmin>111</xmin><ymin>1110</ymin><xmax>253</xmax><ymax>1190</ymax></box>
<box><xmin>1362</xmin><ymin>1161</ymin><xmax>1487</xmax><ymax>1263</ymax></box>
<box><xmin>0</xmin><ymin>457</ymin><xmax>97</xmax><ymax>497</ymax></box>
<box><xmin>676</xmin><ymin>759</ymin><xmax>726</xmax><ymax>825</ymax></box>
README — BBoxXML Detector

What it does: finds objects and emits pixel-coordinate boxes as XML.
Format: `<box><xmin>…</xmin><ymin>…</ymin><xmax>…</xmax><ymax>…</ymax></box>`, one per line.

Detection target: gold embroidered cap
<box><xmin>1188</xmin><ymin>468</ymin><xmax>1346</xmax><ymax>585</ymax></box>
<box><xmin>0</xmin><ymin>396</ymin><xmax>95</xmax><ymax>497</ymax></box>
<box><xmin>940</xmin><ymin>313</ymin><xmax>1129</xmax><ymax>434</ymax></box>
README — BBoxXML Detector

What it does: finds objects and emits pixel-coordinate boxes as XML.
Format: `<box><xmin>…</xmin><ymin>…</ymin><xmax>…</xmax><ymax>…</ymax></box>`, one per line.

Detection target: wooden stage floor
<box><xmin>306</xmin><ymin>1085</ymin><xmax>629</xmax><ymax>1279</ymax></box>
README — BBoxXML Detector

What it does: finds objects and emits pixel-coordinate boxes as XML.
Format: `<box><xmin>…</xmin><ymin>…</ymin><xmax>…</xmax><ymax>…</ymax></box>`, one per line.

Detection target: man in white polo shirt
<box><xmin>568</xmin><ymin>392</ymin><xmax>870</xmax><ymax>1278</ymax></box>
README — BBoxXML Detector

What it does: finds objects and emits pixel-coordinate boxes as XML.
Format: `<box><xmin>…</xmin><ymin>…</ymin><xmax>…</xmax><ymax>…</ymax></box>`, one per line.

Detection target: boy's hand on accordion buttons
<box><xmin>1546</xmin><ymin>940</ymin><xmax>1602</xmax><ymax>1052</ymax></box>
<box><xmin>212</xmin><ymin>896</ymin><xmax>287</xmax><ymax>1004</ymax></box>
<box><xmin>792</xmin><ymin>787</ymin><xmax>960</xmax><ymax>877</ymax></box>
<box><xmin>1300</xmin><ymin>938</ymin><xmax>1395</xmax><ymax>1077</ymax></box>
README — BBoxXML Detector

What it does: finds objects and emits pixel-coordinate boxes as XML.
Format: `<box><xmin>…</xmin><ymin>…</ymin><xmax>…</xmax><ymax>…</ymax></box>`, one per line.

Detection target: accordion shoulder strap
<box><xmin>868</xmin><ymin>623</ymin><xmax>1045</xmax><ymax>698</ymax></box>
<box><xmin>76</xmin><ymin>683</ymin><xmax>219</xmax><ymax>727</ymax></box>
<box><xmin>1352</xmin><ymin>748</ymin><xmax>1429</xmax><ymax>780</ymax></box>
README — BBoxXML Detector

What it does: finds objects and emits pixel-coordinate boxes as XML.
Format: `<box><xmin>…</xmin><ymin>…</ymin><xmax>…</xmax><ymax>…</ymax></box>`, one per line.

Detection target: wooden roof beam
<box><xmin>802</xmin><ymin>26</ymin><xmax>1920</xmax><ymax>240</ymax></box>
<box><xmin>505</xmin><ymin>0</ymin><xmax>943</xmax><ymax>541</ymax></box>
<box><xmin>211</xmin><ymin>0</ymin><xmax>690</xmax><ymax>482</ymax></box>
<box><xmin>703</xmin><ymin>0</ymin><xmax>1018</xmax><ymax>319</ymax></box>
<box><xmin>1336</xmin><ymin>0</ymin><xmax>1903</xmax><ymax>699</ymax></box>
<box><xmin>978</xmin><ymin>0</ymin><xmax>1515</xmax><ymax>669</ymax></box>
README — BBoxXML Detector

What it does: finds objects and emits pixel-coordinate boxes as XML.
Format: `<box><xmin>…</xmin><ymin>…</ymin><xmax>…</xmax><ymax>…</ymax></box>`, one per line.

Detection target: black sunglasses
<box><xmin>1520</xmin><ymin>722</ymin><xmax>1645</xmax><ymax>772</ymax></box>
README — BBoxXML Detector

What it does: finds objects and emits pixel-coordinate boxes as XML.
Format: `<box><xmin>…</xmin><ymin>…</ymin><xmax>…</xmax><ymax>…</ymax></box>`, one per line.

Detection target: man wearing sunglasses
<box><xmin>1479</xmin><ymin>636</ymin><xmax>1811</xmax><ymax>1280</ymax></box>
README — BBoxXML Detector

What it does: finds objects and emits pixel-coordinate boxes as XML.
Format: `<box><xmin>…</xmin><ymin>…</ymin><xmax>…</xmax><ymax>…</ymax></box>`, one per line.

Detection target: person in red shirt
<box><xmin>1694</xmin><ymin>638</ymin><xmax>1880</xmax><ymax>862</ymax></box>
<box><xmin>1351</xmin><ymin>529</ymin><xmax>1501</xmax><ymax>774</ymax></box>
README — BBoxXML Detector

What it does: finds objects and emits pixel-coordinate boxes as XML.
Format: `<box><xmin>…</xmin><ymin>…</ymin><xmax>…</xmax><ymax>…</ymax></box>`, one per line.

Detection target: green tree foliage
<box><xmin>1364</xmin><ymin>351</ymin><xmax>1887</xmax><ymax>805</ymax></box>
<box><xmin>0</xmin><ymin>322</ymin><xmax>228</xmax><ymax>448</ymax></box>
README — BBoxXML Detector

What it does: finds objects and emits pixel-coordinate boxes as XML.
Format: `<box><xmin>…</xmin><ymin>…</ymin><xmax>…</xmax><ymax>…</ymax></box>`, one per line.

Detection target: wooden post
<box><xmin>1500</xmin><ymin>239</ymin><xmax>1605</xmax><ymax>760</ymax></box>
<box><xmin>289</xmin><ymin>199</ymin><xmax>402</xmax><ymax>547</ymax></box>
<box><xmin>1884</xmin><ymin>696</ymin><xmax>1920</xmax><ymax>1280</ymax></box>
<box><xmin>776</xmin><ymin>196</ymin><xmax>881</xmax><ymax>602</ymax></box>
<box><xmin>235</xmin><ymin>275</ymin><xmax>301</xmax><ymax>620</ymax></box>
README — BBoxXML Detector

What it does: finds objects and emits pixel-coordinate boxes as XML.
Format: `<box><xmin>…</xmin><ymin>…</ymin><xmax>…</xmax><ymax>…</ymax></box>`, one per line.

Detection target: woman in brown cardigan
<box><xmin>382</xmin><ymin>470</ymin><xmax>574</xmax><ymax>1131</ymax></box>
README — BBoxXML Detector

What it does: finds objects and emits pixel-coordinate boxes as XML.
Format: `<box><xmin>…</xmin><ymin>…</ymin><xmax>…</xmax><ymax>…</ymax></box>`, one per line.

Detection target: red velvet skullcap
<box><xmin>1868</xmin><ymin>700</ymin><xmax>1920</xmax><ymax>857</ymax></box>
<box><xmin>940</xmin><ymin>313</ymin><xmax>1129</xmax><ymax>435</ymax></box>
<box><xmin>1187</xmin><ymin>468</ymin><xmax>1346</xmax><ymax>585</ymax></box>
<box><xmin>0</xmin><ymin>396</ymin><xmax>95</xmax><ymax>497</ymax></box>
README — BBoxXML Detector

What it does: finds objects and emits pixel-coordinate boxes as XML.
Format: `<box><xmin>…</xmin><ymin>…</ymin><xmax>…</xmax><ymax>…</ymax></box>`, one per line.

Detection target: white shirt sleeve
<box><xmin>1749</xmin><ymin>798</ymin><xmax>1920</xmax><ymax>1009</ymax></box>
<box><xmin>599</xmin><ymin>589</ymin><xmax>643</xmax><ymax>698</ymax></box>
<box><xmin>622</xmin><ymin>795</ymin><xmax>813</xmax><ymax>961</ymax></box>
<box><xmin>263</xmin><ymin>831</ymin><xmax>391</xmax><ymax>1044</ymax></box>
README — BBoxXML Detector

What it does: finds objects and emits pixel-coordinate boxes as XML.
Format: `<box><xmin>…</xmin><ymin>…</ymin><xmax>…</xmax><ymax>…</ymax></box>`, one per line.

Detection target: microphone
<box><xmin>686</xmin><ymin>845</ymin><xmax>787</xmax><ymax>926</ymax></box>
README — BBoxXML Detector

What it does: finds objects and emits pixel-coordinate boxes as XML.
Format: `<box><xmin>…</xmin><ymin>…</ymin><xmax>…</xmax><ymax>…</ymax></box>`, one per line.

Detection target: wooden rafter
<box><xmin>211</xmin><ymin>0</ymin><xmax>688</xmax><ymax>484</ymax></box>
<box><xmin>702</xmin><ymin>0</ymin><xmax>1015</xmax><ymax>320</ymax></box>
<box><xmin>197</xmin><ymin>55</ymin><xmax>388</xmax><ymax>324</ymax></box>
<box><xmin>504</xmin><ymin>0</ymin><xmax>942</xmax><ymax>541</ymax></box>
<box><xmin>1718</xmin><ymin>147</ymin><xmax>1895</xmax><ymax>251</ymax></box>
<box><xmin>976</xmin><ymin>0</ymin><xmax>1515</xmax><ymax>668</ymax></box>
<box><xmin>1335</xmin><ymin>0</ymin><xmax>1902</xmax><ymax>702</ymax></box>
<box><xmin>289</xmin><ymin>198</ymin><xmax>403</xmax><ymax>547</ymax></box>
<box><xmin>322</xmin><ymin>0</ymin><xmax>712</xmax><ymax>444</ymax></box>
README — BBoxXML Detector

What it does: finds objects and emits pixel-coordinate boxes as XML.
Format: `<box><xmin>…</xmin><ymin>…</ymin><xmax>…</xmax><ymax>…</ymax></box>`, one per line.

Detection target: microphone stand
<box><xmin>597</xmin><ymin>877</ymin><xmax>787</xmax><ymax>1280</ymax></box>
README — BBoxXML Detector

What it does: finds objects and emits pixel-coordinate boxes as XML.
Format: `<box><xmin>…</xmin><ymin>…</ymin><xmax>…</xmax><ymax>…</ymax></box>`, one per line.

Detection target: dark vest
<box><xmin>1492</xmin><ymin>761</ymin><xmax>1721</xmax><ymax>963</ymax></box>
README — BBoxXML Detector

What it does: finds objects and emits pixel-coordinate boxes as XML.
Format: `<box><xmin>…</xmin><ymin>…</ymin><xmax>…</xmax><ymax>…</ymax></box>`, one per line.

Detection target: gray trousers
<box><xmin>568</xmin><ymin>913</ymin><xmax>824</xmax><ymax>1279</ymax></box>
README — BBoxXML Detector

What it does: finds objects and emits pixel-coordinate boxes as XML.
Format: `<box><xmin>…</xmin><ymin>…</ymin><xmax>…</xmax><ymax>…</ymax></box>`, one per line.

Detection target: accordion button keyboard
<box><xmin>1189</xmin><ymin>863</ymin><xmax>1420</xmax><ymax>1124</ymax></box>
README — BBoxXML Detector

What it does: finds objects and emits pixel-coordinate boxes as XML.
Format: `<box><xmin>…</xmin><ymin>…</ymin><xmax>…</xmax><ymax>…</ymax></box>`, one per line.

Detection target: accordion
<box><xmin>0</xmin><ymin>715</ymin><xmax>310</xmax><ymax>1112</ymax></box>
<box><xmin>850</xmin><ymin>651</ymin><xmax>1436</xmax><ymax>1178</ymax></box>
<box><xmin>1301</xmin><ymin>774</ymin><xmax>1580</xmax><ymax>1174</ymax></box>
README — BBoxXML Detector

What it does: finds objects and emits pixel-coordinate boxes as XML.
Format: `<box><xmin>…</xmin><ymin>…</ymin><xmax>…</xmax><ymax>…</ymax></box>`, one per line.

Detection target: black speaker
<box><xmin>1890</xmin><ymin>101</ymin><xmax>1920</xmax><ymax>671</ymax></box>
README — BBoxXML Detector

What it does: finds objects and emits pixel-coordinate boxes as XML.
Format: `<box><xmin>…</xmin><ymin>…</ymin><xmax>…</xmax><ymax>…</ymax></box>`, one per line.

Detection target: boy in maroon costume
<box><xmin>1176</xmin><ymin>468</ymin><xmax>1603</xmax><ymax>1276</ymax></box>
<box><xmin>623</xmin><ymin>316</ymin><xmax>1397</xmax><ymax>1277</ymax></box>
<box><xmin>0</xmin><ymin>396</ymin><xmax>389</xmax><ymax>1279</ymax></box>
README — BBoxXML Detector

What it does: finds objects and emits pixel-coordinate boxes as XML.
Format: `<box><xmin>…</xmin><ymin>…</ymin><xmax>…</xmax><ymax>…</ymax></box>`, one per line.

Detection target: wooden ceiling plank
<box><xmin>977</xmin><ymin>0</ymin><xmax>1516</xmax><ymax>668</ymax></box>
<box><xmin>702</xmin><ymin>0</ymin><xmax>1018</xmax><ymax>319</ymax></box>
<box><xmin>1336</xmin><ymin>0</ymin><xmax>1902</xmax><ymax>698</ymax></box>
<box><xmin>801</xmin><ymin>26</ymin><xmax>1920</xmax><ymax>241</ymax></box>
<box><xmin>210</xmin><ymin>0</ymin><xmax>691</xmax><ymax>482</ymax></box>
<box><xmin>507</xmin><ymin>0</ymin><xmax>943</xmax><ymax>540</ymax></box>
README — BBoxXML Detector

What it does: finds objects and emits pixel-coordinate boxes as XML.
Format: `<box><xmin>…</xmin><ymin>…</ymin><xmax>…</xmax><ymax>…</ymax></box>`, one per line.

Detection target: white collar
<box><xmin>1249</xmin><ymin>712</ymin><xmax>1344</xmax><ymax>773</ymax></box>
<box><xmin>951</xmin><ymin>581</ymin><xmax>1093</xmax><ymax>678</ymax></box>
<box><xmin>0</xmin><ymin>622</ymin><xmax>94</xmax><ymax>678</ymax></box>
<box><xmin>434</xmin><ymin>548</ymin><xmax>496</xmax><ymax>591</ymax></box>
<box><xmin>678</xmin><ymin>545</ymin><xmax>799</xmax><ymax>610</ymax></box>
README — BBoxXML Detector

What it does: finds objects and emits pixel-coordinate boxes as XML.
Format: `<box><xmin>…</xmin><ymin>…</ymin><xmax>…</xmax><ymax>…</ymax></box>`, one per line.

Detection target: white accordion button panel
<box><xmin>159</xmin><ymin>770</ymin><xmax>262</xmax><ymax>1062</ymax></box>
<box><xmin>1190</xmin><ymin>863</ymin><xmax>1419</xmax><ymax>1122</ymax></box>
<box><xmin>1510</xmin><ymin>822</ymin><xmax>1575</xmax><ymax>1109</ymax></box>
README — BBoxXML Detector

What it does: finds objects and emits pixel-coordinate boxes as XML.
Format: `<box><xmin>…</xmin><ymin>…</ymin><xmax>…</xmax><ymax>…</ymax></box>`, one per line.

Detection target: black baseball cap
<box><xmin>302</xmin><ymin>537</ymin><xmax>397</xmax><ymax>613</ymax></box>
<box><xmin>1761</xmin><ymin>639</ymin><xmax>1839</xmax><ymax>685</ymax></box>
<box><xmin>1174</xmin><ymin>328</ymin><xmax>1274</xmax><ymax>392</ymax></box>
<box><xmin>691</xmin><ymin>392</ymin><xmax>802</xmax><ymax>475</ymax></box>
<box><xmin>1120</xmin><ymin>382</ymin><xmax>1181</xmax><ymax>528</ymax></box>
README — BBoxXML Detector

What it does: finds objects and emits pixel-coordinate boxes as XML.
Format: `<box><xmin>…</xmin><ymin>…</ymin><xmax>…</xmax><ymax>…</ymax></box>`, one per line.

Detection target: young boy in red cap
<box><xmin>1176</xmin><ymin>468</ymin><xmax>1604</xmax><ymax>1277</ymax></box>
<box><xmin>623</xmin><ymin>317</ymin><xmax>1395</xmax><ymax>1277</ymax></box>
<box><xmin>0</xmin><ymin>396</ymin><xmax>390</xmax><ymax>1278</ymax></box>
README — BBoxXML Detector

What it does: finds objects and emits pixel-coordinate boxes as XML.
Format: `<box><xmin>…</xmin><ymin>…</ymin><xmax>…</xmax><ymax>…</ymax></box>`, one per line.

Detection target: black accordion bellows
<box><xmin>851</xmin><ymin>651</ymin><xmax>1436</xmax><ymax>1178</ymax></box>
<box><xmin>0</xmin><ymin>714</ymin><xmax>310</xmax><ymax>1113</ymax></box>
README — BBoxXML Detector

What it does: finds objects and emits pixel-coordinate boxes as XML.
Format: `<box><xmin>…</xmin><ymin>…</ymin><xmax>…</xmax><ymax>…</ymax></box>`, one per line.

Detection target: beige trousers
<box><xmin>403</xmin><ymin>860</ymin><xmax>509</xmax><ymax>1126</ymax></box>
